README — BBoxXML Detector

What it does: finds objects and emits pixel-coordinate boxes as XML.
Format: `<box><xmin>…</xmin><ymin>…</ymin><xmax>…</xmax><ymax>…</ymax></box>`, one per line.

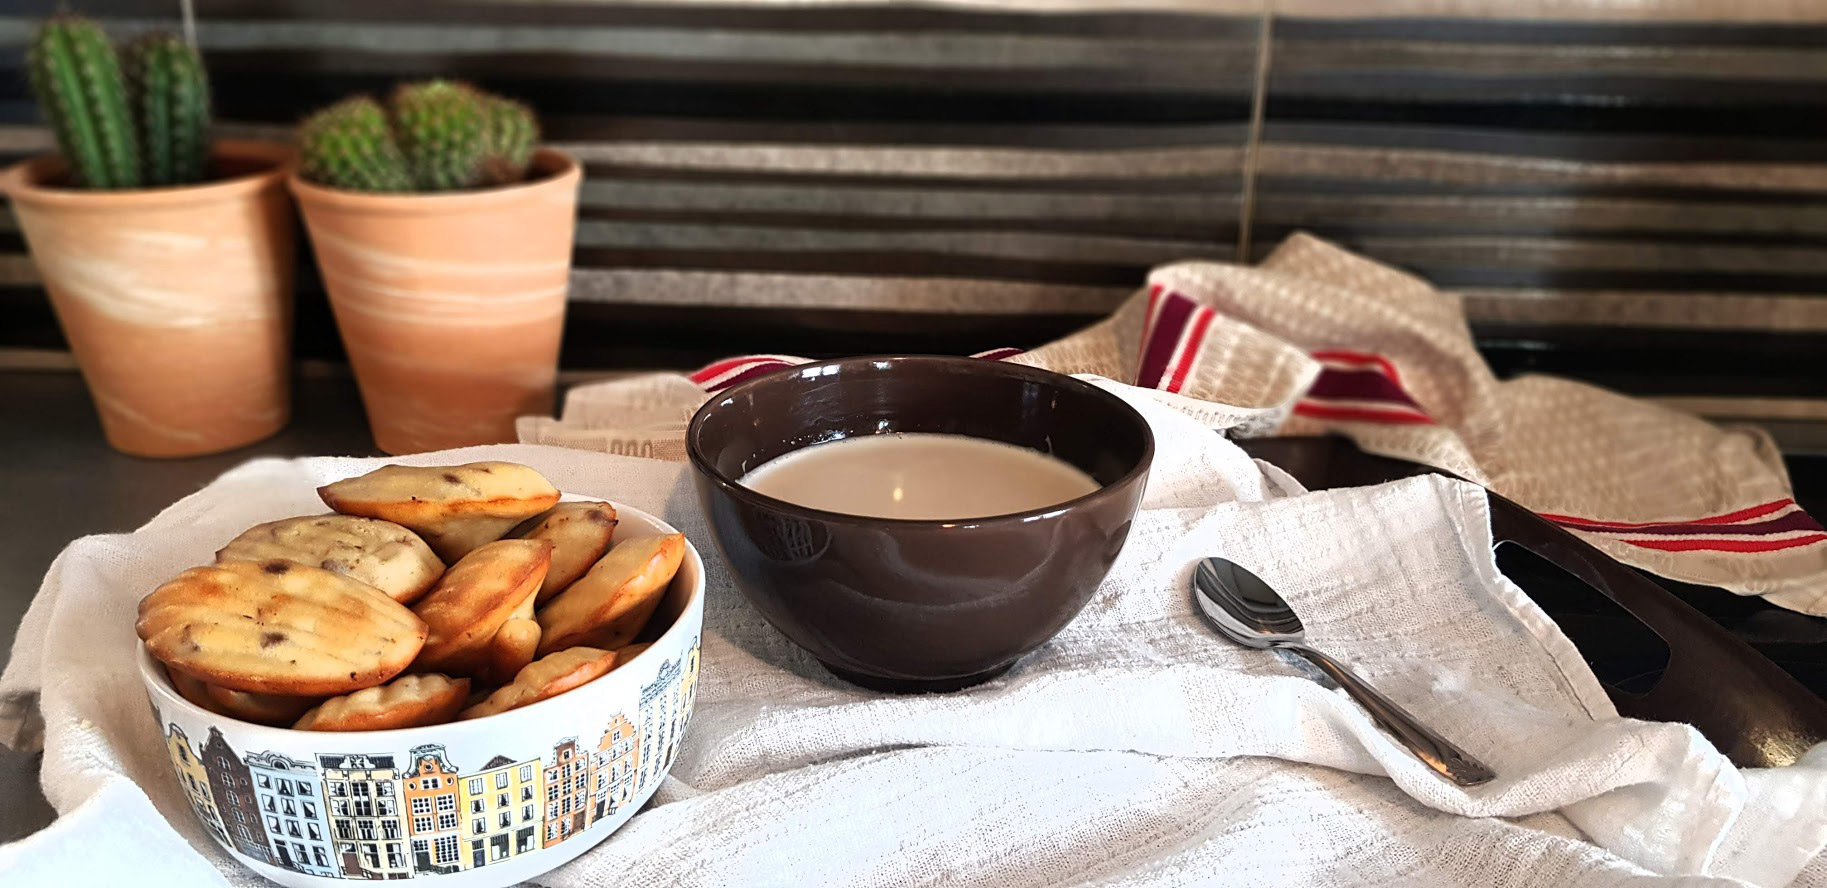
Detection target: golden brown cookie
<box><xmin>536</xmin><ymin>533</ymin><xmax>685</xmax><ymax>656</ymax></box>
<box><xmin>512</xmin><ymin>502</ymin><xmax>618</xmax><ymax>604</ymax></box>
<box><xmin>485</xmin><ymin>618</ymin><xmax>541</xmax><ymax>687</ymax></box>
<box><xmin>458</xmin><ymin>647</ymin><xmax>618</xmax><ymax>720</ymax></box>
<box><xmin>203</xmin><ymin>684</ymin><xmax>321</xmax><ymax>726</ymax></box>
<box><xmin>166</xmin><ymin>667</ymin><xmax>228</xmax><ymax>716</ymax></box>
<box><xmin>216</xmin><ymin>514</ymin><xmax>444</xmax><ymax>605</ymax></box>
<box><xmin>138</xmin><ymin>559</ymin><xmax>427</xmax><ymax>696</ymax></box>
<box><xmin>318</xmin><ymin>461</ymin><xmax>561</xmax><ymax>562</ymax></box>
<box><xmin>612</xmin><ymin>643</ymin><xmax>652</xmax><ymax>667</ymax></box>
<box><xmin>410</xmin><ymin>539</ymin><xmax>550</xmax><ymax>677</ymax></box>
<box><xmin>293</xmin><ymin>673</ymin><xmax>471</xmax><ymax>731</ymax></box>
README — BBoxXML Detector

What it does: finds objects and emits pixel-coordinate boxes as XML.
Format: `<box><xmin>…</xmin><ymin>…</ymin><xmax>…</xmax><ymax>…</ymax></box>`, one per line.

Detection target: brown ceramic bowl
<box><xmin>687</xmin><ymin>356</ymin><xmax>1154</xmax><ymax>692</ymax></box>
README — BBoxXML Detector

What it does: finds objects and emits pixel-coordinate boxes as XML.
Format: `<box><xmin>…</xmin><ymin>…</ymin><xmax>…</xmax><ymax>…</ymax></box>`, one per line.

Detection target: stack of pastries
<box><xmin>136</xmin><ymin>461</ymin><xmax>686</xmax><ymax>731</ymax></box>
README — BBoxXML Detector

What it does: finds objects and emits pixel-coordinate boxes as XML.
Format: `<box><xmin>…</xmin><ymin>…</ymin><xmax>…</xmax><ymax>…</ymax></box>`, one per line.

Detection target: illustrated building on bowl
<box><xmin>201</xmin><ymin>726</ymin><xmax>271</xmax><ymax>862</ymax></box>
<box><xmin>459</xmin><ymin>754</ymin><xmax>543</xmax><ymax>869</ymax></box>
<box><xmin>636</xmin><ymin>655</ymin><xmax>686</xmax><ymax>792</ymax></box>
<box><xmin>164</xmin><ymin>724</ymin><xmax>228</xmax><ymax>847</ymax></box>
<box><xmin>589</xmin><ymin>713</ymin><xmax>639</xmax><ymax>824</ymax></box>
<box><xmin>319</xmin><ymin>752</ymin><xmax>411</xmax><ymax>880</ymax></box>
<box><xmin>244</xmin><ymin>750</ymin><xmax>336</xmax><ymax>877</ymax></box>
<box><xmin>542</xmin><ymin>738</ymin><xmax>590</xmax><ymax>847</ymax></box>
<box><xmin>402</xmin><ymin>744</ymin><xmax>465</xmax><ymax>875</ymax></box>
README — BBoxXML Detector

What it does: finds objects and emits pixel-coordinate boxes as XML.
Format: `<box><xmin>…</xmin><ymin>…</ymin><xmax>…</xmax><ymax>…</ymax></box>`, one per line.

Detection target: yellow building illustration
<box><xmin>589</xmin><ymin>714</ymin><xmax>639</xmax><ymax>824</ymax></box>
<box><xmin>165</xmin><ymin>724</ymin><xmax>228</xmax><ymax>847</ymax></box>
<box><xmin>680</xmin><ymin>641</ymin><xmax>701</xmax><ymax>718</ymax></box>
<box><xmin>458</xmin><ymin>754</ymin><xmax>542</xmax><ymax>869</ymax></box>
<box><xmin>318</xmin><ymin>753</ymin><xmax>411</xmax><ymax>880</ymax></box>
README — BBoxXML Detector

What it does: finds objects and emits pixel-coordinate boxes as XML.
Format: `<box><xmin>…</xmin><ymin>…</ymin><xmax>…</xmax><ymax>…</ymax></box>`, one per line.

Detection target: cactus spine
<box><xmin>298</xmin><ymin>80</ymin><xmax>539</xmax><ymax>193</ymax></box>
<box><xmin>477</xmin><ymin>94</ymin><xmax>537</xmax><ymax>187</ymax></box>
<box><xmin>124</xmin><ymin>33</ymin><xmax>210</xmax><ymax>187</ymax></box>
<box><xmin>389</xmin><ymin>80</ymin><xmax>488</xmax><ymax>192</ymax></box>
<box><xmin>27</xmin><ymin>16</ymin><xmax>140</xmax><ymax>189</ymax></box>
<box><xmin>297</xmin><ymin>97</ymin><xmax>415</xmax><ymax>193</ymax></box>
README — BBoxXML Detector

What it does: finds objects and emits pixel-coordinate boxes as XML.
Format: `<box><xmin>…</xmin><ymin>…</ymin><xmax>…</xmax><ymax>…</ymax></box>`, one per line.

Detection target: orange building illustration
<box><xmin>402</xmin><ymin>744</ymin><xmax>464</xmax><ymax>875</ymax></box>
<box><xmin>541</xmin><ymin>738</ymin><xmax>589</xmax><ymax>847</ymax></box>
<box><xmin>589</xmin><ymin>714</ymin><xmax>639</xmax><ymax>824</ymax></box>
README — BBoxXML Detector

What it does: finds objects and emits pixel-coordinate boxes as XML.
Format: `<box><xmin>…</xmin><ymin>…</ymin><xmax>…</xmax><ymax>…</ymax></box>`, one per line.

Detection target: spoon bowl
<box><xmin>1193</xmin><ymin>556</ymin><xmax>1497</xmax><ymax>787</ymax></box>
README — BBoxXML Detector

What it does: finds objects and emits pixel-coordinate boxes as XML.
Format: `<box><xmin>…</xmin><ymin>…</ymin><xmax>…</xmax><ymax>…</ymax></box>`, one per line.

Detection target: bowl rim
<box><xmin>685</xmin><ymin>354</ymin><xmax>1156</xmax><ymax>528</ymax></box>
<box><xmin>137</xmin><ymin>497</ymin><xmax>706</xmax><ymax>740</ymax></box>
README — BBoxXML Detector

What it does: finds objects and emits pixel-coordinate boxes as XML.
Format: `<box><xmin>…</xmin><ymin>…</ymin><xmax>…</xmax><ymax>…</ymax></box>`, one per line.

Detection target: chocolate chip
<box><xmin>262</xmin><ymin>561</ymin><xmax>290</xmax><ymax>574</ymax></box>
<box><xmin>442</xmin><ymin>473</ymin><xmax>462</xmax><ymax>483</ymax></box>
<box><xmin>259</xmin><ymin>631</ymin><xmax>287</xmax><ymax>648</ymax></box>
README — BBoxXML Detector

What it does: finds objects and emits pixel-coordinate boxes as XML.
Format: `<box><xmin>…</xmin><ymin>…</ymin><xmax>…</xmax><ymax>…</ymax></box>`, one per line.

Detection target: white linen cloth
<box><xmin>5</xmin><ymin>381</ymin><xmax>1827</xmax><ymax>887</ymax></box>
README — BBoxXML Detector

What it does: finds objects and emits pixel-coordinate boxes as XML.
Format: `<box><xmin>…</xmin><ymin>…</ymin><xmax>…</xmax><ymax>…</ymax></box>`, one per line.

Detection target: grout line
<box><xmin>1235</xmin><ymin>0</ymin><xmax>1275</xmax><ymax>263</ymax></box>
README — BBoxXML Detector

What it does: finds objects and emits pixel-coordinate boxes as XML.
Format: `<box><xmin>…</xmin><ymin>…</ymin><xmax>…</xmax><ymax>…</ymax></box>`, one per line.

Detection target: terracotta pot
<box><xmin>289</xmin><ymin>149</ymin><xmax>582</xmax><ymax>455</ymax></box>
<box><xmin>1</xmin><ymin>140</ymin><xmax>296</xmax><ymax>458</ymax></box>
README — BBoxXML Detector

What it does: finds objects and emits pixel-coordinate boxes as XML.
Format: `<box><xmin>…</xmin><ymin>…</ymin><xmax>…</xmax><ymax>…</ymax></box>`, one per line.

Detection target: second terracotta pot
<box><xmin>290</xmin><ymin>149</ymin><xmax>582</xmax><ymax>455</ymax></box>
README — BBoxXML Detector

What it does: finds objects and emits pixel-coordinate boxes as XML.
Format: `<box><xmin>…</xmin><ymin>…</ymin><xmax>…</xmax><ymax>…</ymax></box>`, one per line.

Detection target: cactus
<box><xmin>477</xmin><ymin>94</ymin><xmax>537</xmax><ymax>187</ymax></box>
<box><xmin>27</xmin><ymin>16</ymin><xmax>140</xmax><ymax>189</ymax></box>
<box><xmin>124</xmin><ymin>33</ymin><xmax>210</xmax><ymax>187</ymax></box>
<box><xmin>298</xmin><ymin>96</ymin><xmax>415</xmax><ymax>193</ymax></box>
<box><xmin>388</xmin><ymin>80</ymin><xmax>488</xmax><ymax>192</ymax></box>
<box><xmin>298</xmin><ymin>80</ymin><xmax>541</xmax><ymax>193</ymax></box>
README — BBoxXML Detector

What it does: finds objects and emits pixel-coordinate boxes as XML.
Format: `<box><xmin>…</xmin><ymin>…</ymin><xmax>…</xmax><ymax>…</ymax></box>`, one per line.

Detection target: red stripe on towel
<box><xmin>1618</xmin><ymin>534</ymin><xmax>1827</xmax><ymax>554</ymax></box>
<box><xmin>1542</xmin><ymin>500</ymin><xmax>1800</xmax><ymax>531</ymax></box>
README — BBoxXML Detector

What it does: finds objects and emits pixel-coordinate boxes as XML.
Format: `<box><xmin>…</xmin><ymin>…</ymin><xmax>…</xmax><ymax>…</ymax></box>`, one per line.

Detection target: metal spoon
<box><xmin>1193</xmin><ymin>557</ymin><xmax>1497</xmax><ymax>786</ymax></box>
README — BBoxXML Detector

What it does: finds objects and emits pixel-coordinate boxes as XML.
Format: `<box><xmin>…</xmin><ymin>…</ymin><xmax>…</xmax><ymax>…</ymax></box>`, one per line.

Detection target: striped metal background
<box><xmin>2</xmin><ymin>1</ymin><xmax>1825</xmax><ymax>413</ymax></box>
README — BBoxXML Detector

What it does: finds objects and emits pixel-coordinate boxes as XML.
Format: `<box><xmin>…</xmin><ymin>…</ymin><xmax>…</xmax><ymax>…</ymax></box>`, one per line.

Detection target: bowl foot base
<box><xmin>820</xmin><ymin>660</ymin><xmax>1016</xmax><ymax>693</ymax></box>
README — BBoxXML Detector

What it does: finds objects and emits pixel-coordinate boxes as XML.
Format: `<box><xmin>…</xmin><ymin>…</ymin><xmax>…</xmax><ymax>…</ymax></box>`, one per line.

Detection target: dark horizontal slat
<box><xmin>0</xmin><ymin>64</ymin><xmax>1247</xmax><ymax>128</ymax></box>
<box><xmin>584</xmin><ymin>162</ymin><xmax>1244</xmax><ymax>194</ymax></box>
<box><xmin>1278</xmin><ymin>17</ymin><xmax>1827</xmax><ymax>49</ymax></box>
<box><xmin>1377</xmin><ymin>266</ymin><xmax>1827</xmax><ymax>293</ymax></box>
<box><xmin>569</xmin><ymin>247</ymin><xmax>1147</xmax><ymax>287</ymax></box>
<box><xmin>1266</xmin><ymin>73</ymin><xmax>1827</xmax><ymax>106</ymax></box>
<box><xmin>1267</xmin><ymin>96</ymin><xmax>1827</xmax><ymax>139</ymax></box>
<box><xmin>184</xmin><ymin>48</ymin><xmax>1237</xmax><ymax>95</ymax></box>
<box><xmin>1474</xmin><ymin>325</ymin><xmax>1827</xmax><ymax>396</ymax></box>
<box><xmin>61</xmin><ymin>1</ymin><xmax>1260</xmax><ymax>38</ymax></box>
<box><xmin>1251</xmin><ymin>223</ymin><xmax>1827</xmax><ymax>250</ymax></box>
<box><xmin>542</xmin><ymin>116</ymin><xmax>1251</xmax><ymax>148</ymax></box>
<box><xmin>558</xmin><ymin>301</ymin><xmax>1096</xmax><ymax>369</ymax></box>
<box><xmin>1262</xmin><ymin>122</ymin><xmax>1827</xmax><ymax>163</ymax></box>
<box><xmin>1256</xmin><ymin>175</ymin><xmax>1827</xmax><ymax>205</ymax></box>
<box><xmin>578</xmin><ymin>207</ymin><xmax>1234</xmax><ymax>242</ymax></box>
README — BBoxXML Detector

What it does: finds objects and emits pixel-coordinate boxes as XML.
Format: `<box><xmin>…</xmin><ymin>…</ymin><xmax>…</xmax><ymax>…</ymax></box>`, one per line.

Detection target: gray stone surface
<box><xmin>0</xmin><ymin>370</ymin><xmax>379</xmax><ymax>844</ymax></box>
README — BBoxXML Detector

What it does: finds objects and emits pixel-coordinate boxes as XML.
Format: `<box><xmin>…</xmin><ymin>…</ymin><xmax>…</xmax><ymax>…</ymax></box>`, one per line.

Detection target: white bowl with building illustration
<box><xmin>137</xmin><ymin>501</ymin><xmax>705</xmax><ymax>888</ymax></box>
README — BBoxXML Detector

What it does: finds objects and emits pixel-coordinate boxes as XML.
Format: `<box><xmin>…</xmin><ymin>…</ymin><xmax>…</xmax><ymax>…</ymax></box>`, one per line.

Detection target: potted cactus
<box><xmin>288</xmin><ymin>81</ymin><xmax>581</xmax><ymax>455</ymax></box>
<box><xmin>0</xmin><ymin>17</ymin><xmax>295</xmax><ymax>458</ymax></box>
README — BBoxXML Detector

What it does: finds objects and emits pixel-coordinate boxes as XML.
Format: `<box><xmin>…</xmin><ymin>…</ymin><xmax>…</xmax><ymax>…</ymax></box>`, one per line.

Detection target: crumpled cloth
<box><xmin>524</xmin><ymin>233</ymin><xmax>1826</xmax><ymax>614</ymax></box>
<box><xmin>4</xmin><ymin>381</ymin><xmax>1825</xmax><ymax>886</ymax></box>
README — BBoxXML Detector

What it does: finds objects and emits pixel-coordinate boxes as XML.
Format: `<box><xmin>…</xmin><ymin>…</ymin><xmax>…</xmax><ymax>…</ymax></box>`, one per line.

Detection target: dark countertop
<box><xmin>0</xmin><ymin>369</ymin><xmax>380</xmax><ymax>844</ymax></box>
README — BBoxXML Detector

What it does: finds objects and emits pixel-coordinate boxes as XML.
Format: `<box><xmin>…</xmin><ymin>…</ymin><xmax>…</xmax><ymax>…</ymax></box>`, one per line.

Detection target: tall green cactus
<box><xmin>27</xmin><ymin>16</ymin><xmax>140</xmax><ymax>189</ymax></box>
<box><xmin>124</xmin><ymin>33</ymin><xmax>210</xmax><ymax>187</ymax></box>
<box><xmin>297</xmin><ymin>80</ymin><xmax>540</xmax><ymax>193</ymax></box>
<box><xmin>477</xmin><ymin>94</ymin><xmax>537</xmax><ymax>187</ymax></box>
<box><xmin>298</xmin><ymin>97</ymin><xmax>415</xmax><ymax>193</ymax></box>
<box><xmin>389</xmin><ymin>80</ymin><xmax>488</xmax><ymax>192</ymax></box>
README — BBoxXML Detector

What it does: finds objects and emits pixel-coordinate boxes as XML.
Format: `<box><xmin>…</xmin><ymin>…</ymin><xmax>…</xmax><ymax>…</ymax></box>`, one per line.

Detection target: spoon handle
<box><xmin>1282</xmin><ymin>643</ymin><xmax>1497</xmax><ymax>787</ymax></box>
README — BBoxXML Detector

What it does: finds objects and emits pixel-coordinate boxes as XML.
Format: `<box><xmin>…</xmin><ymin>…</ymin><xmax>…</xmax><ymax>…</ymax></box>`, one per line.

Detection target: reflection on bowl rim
<box><xmin>137</xmin><ymin>498</ymin><xmax>707</xmax><ymax>741</ymax></box>
<box><xmin>685</xmin><ymin>355</ymin><xmax>1157</xmax><ymax>529</ymax></box>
